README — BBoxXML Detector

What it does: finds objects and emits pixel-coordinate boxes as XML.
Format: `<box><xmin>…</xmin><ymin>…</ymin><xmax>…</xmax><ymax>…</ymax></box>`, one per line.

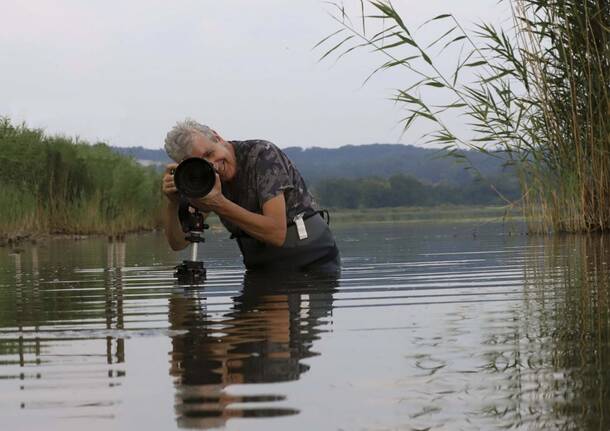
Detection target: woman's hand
<box><xmin>188</xmin><ymin>172</ymin><xmax>225</xmax><ymax>212</ymax></box>
<box><xmin>162</xmin><ymin>163</ymin><xmax>179</xmax><ymax>204</ymax></box>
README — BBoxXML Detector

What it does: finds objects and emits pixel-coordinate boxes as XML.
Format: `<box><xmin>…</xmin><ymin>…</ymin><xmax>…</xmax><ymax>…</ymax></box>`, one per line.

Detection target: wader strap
<box><xmin>286</xmin><ymin>209</ymin><xmax>330</xmax><ymax>227</ymax></box>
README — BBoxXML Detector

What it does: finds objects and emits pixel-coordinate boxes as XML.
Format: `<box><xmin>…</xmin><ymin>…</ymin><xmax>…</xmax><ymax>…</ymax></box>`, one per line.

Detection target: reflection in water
<box><xmin>169</xmin><ymin>272</ymin><xmax>338</xmax><ymax>429</ymax></box>
<box><xmin>4</xmin><ymin>226</ymin><xmax>610</xmax><ymax>429</ymax></box>
<box><xmin>482</xmin><ymin>235</ymin><xmax>610</xmax><ymax>430</ymax></box>
<box><xmin>0</xmin><ymin>240</ymin><xmax>129</xmax><ymax>415</ymax></box>
<box><xmin>4</xmin><ymin>248</ymin><xmax>41</xmax><ymax>380</ymax></box>
<box><xmin>105</xmin><ymin>241</ymin><xmax>126</xmax><ymax>365</ymax></box>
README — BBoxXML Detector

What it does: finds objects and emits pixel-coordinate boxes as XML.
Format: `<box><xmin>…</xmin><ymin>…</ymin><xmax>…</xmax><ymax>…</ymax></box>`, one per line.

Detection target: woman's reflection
<box><xmin>168</xmin><ymin>271</ymin><xmax>338</xmax><ymax>429</ymax></box>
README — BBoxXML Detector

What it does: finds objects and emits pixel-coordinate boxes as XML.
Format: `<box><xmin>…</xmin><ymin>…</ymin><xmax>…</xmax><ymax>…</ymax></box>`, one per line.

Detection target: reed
<box><xmin>319</xmin><ymin>0</ymin><xmax>610</xmax><ymax>233</ymax></box>
<box><xmin>0</xmin><ymin>118</ymin><xmax>163</xmax><ymax>241</ymax></box>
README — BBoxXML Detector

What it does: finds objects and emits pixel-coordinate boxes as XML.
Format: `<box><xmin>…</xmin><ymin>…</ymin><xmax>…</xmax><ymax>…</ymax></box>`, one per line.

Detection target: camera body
<box><xmin>173</xmin><ymin>157</ymin><xmax>216</xmax><ymax>198</ymax></box>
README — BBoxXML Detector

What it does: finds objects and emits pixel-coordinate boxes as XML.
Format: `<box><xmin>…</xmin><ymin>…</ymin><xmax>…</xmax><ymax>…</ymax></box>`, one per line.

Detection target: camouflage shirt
<box><xmin>219</xmin><ymin>140</ymin><xmax>316</xmax><ymax>236</ymax></box>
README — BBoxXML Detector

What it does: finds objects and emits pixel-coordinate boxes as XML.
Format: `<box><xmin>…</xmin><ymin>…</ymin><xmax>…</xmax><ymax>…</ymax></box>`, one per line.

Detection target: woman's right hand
<box><xmin>162</xmin><ymin>163</ymin><xmax>179</xmax><ymax>204</ymax></box>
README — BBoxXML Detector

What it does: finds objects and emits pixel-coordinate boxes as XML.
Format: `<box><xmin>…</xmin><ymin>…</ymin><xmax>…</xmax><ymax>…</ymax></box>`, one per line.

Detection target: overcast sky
<box><xmin>1</xmin><ymin>1</ymin><xmax>511</xmax><ymax>149</ymax></box>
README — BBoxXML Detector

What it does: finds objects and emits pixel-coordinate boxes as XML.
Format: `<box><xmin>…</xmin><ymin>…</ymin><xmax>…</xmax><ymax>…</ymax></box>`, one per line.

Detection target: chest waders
<box><xmin>234</xmin><ymin>211</ymin><xmax>340</xmax><ymax>272</ymax></box>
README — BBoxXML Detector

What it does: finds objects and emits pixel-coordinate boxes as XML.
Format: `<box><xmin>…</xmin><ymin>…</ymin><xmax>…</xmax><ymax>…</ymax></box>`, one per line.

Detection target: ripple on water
<box><xmin>1</xmin><ymin>227</ymin><xmax>610</xmax><ymax>430</ymax></box>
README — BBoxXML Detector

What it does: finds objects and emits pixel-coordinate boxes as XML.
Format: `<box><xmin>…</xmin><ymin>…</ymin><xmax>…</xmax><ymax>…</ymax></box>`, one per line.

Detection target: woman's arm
<box><xmin>189</xmin><ymin>173</ymin><xmax>287</xmax><ymax>247</ymax></box>
<box><xmin>161</xmin><ymin>163</ymin><xmax>189</xmax><ymax>250</ymax></box>
<box><xmin>163</xmin><ymin>199</ymin><xmax>190</xmax><ymax>250</ymax></box>
<box><xmin>212</xmin><ymin>193</ymin><xmax>287</xmax><ymax>247</ymax></box>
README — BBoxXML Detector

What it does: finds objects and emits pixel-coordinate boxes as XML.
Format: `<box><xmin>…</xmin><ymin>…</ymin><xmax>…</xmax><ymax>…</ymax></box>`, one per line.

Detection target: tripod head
<box><xmin>178</xmin><ymin>198</ymin><xmax>208</xmax><ymax>241</ymax></box>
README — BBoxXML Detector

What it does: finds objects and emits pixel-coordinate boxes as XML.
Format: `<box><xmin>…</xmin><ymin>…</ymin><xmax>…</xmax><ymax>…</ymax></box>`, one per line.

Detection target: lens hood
<box><xmin>173</xmin><ymin>158</ymin><xmax>216</xmax><ymax>198</ymax></box>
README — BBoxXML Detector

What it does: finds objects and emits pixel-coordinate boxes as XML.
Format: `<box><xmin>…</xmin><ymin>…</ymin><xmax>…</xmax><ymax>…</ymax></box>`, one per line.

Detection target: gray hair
<box><xmin>164</xmin><ymin>119</ymin><xmax>218</xmax><ymax>162</ymax></box>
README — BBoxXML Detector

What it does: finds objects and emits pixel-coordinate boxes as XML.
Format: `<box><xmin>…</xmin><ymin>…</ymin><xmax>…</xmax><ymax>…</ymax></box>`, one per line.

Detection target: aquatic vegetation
<box><xmin>320</xmin><ymin>0</ymin><xmax>610</xmax><ymax>233</ymax></box>
<box><xmin>0</xmin><ymin>118</ymin><xmax>163</xmax><ymax>240</ymax></box>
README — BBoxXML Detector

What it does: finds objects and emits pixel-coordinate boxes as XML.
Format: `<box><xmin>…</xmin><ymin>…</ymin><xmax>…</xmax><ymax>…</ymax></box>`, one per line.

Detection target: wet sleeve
<box><xmin>255</xmin><ymin>141</ymin><xmax>294</xmax><ymax>207</ymax></box>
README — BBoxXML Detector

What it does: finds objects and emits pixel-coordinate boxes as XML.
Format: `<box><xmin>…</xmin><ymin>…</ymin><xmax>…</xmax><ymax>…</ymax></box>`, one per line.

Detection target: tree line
<box><xmin>313</xmin><ymin>174</ymin><xmax>520</xmax><ymax>209</ymax></box>
<box><xmin>113</xmin><ymin>143</ymin><xmax>515</xmax><ymax>189</ymax></box>
<box><xmin>0</xmin><ymin>117</ymin><xmax>520</xmax><ymax>242</ymax></box>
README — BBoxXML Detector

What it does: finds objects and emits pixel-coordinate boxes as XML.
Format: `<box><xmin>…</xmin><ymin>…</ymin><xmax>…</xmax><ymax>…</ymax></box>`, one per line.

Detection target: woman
<box><xmin>162</xmin><ymin>119</ymin><xmax>340</xmax><ymax>272</ymax></box>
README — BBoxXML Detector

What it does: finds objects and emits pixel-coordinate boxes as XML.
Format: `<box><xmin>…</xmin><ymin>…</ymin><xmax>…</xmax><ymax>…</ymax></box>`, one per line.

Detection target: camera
<box><xmin>173</xmin><ymin>157</ymin><xmax>216</xmax><ymax>198</ymax></box>
<box><xmin>171</xmin><ymin>157</ymin><xmax>216</xmax><ymax>286</ymax></box>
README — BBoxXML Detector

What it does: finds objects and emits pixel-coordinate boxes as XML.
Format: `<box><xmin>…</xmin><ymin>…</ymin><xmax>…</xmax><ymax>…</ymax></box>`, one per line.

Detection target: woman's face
<box><xmin>188</xmin><ymin>132</ymin><xmax>237</xmax><ymax>183</ymax></box>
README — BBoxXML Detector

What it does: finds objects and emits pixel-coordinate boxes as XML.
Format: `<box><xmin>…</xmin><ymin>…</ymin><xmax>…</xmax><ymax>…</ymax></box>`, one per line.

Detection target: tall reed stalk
<box><xmin>319</xmin><ymin>0</ymin><xmax>610</xmax><ymax>233</ymax></box>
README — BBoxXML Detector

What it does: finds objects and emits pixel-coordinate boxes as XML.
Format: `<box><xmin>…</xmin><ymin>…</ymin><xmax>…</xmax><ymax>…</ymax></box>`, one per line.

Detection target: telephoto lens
<box><xmin>173</xmin><ymin>158</ymin><xmax>216</xmax><ymax>198</ymax></box>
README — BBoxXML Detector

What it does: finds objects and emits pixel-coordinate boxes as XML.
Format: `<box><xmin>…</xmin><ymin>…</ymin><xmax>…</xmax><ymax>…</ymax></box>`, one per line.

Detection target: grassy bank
<box><xmin>0</xmin><ymin>118</ymin><xmax>163</xmax><ymax>243</ymax></box>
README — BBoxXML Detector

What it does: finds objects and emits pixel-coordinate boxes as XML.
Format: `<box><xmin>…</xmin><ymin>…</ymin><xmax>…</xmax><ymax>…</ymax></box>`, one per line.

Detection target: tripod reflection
<box><xmin>168</xmin><ymin>271</ymin><xmax>338</xmax><ymax>429</ymax></box>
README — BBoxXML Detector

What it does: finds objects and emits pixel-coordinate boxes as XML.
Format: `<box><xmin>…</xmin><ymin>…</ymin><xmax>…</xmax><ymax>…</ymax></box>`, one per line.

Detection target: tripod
<box><xmin>174</xmin><ymin>199</ymin><xmax>208</xmax><ymax>285</ymax></box>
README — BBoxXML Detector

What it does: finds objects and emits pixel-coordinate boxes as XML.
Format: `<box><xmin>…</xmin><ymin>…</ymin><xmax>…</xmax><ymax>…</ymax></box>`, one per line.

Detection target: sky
<box><xmin>0</xmin><ymin>1</ymin><xmax>511</xmax><ymax>150</ymax></box>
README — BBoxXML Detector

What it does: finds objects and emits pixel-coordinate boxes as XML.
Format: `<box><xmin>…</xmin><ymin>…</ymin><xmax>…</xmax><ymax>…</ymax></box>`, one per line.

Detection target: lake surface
<box><xmin>1</xmin><ymin>221</ymin><xmax>610</xmax><ymax>430</ymax></box>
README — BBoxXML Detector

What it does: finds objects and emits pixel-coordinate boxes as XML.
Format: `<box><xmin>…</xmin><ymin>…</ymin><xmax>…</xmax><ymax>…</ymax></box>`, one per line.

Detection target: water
<box><xmin>1</xmin><ymin>222</ymin><xmax>610</xmax><ymax>430</ymax></box>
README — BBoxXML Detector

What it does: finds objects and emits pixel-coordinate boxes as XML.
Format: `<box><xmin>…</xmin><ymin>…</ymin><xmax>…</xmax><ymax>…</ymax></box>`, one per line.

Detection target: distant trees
<box><xmin>313</xmin><ymin>174</ymin><xmax>520</xmax><ymax>209</ymax></box>
<box><xmin>284</xmin><ymin>144</ymin><xmax>512</xmax><ymax>187</ymax></box>
<box><xmin>113</xmin><ymin>144</ymin><xmax>519</xmax><ymax>188</ymax></box>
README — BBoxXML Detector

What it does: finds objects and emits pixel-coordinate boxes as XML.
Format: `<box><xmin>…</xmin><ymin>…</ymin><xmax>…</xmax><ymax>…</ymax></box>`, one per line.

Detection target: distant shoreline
<box><xmin>0</xmin><ymin>229</ymin><xmax>154</xmax><ymax>248</ymax></box>
<box><xmin>1</xmin><ymin>205</ymin><xmax>521</xmax><ymax>248</ymax></box>
<box><xmin>329</xmin><ymin>205</ymin><xmax>522</xmax><ymax>224</ymax></box>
